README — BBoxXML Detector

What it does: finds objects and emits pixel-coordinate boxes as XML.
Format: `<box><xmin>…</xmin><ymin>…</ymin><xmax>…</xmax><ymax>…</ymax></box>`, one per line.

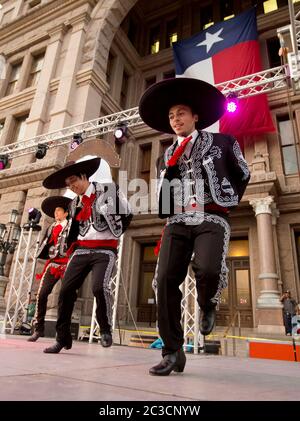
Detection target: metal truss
<box><xmin>0</xmin><ymin>66</ymin><xmax>293</xmax><ymax>161</ymax></box>
<box><xmin>181</xmin><ymin>271</ymin><xmax>204</xmax><ymax>354</ymax></box>
<box><xmin>1</xmin><ymin>226</ymin><xmax>41</xmax><ymax>334</ymax></box>
<box><xmin>0</xmin><ymin>107</ymin><xmax>142</xmax><ymax>160</ymax></box>
<box><xmin>215</xmin><ymin>65</ymin><xmax>289</xmax><ymax>98</ymax></box>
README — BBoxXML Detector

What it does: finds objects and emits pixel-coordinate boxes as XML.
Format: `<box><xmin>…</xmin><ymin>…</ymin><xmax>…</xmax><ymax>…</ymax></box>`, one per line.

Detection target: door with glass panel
<box><xmin>216</xmin><ymin>238</ymin><xmax>253</xmax><ymax>327</ymax></box>
<box><xmin>137</xmin><ymin>244</ymin><xmax>157</xmax><ymax>324</ymax></box>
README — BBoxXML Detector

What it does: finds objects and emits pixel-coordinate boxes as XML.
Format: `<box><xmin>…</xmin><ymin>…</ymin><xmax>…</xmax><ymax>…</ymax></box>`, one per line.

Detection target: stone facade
<box><xmin>0</xmin><ymin>0</ymin><xmax>299</xmax><ymax>334</ymax></box>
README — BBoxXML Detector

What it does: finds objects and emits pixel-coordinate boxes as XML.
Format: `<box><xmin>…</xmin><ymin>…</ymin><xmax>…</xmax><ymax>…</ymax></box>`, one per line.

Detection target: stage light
<box><xmin>226</xmin><ymin>92</ymin><xmax>238</xmax><ymax>113</ymax></box>
<box><xmin>70</xmin><ymin>133</ymin><xmax>83</xmax><ymax>151</ymax></box>
<box><xmin>35</xmin><ymin>144</ymin><xmax>49</xmax><ymax>159</ymax></box>
<box><xmin>0</xmin><ymin>155</ymin><xmax>8</xmax><ymax>170</ymax></box>
<box><xmin>114</xmin><ymin>122</ymin><xmax>128</xmax><ymax>144</ymax></box>
<box><xmin>28</xmin><ymin>208</ymin><xmax>41</xmax><ymax>224</ymax></box>
<box><xmin>23</xmin><ymin>207</ymin><xmax>41</xmax><ymax>231</ymax></box>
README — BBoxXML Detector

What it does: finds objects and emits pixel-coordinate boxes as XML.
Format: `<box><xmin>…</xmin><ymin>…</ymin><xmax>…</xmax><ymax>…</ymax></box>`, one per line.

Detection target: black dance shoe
<box><xmin>149</xmin><ymin>348</ymin><xmax>186</xmax><ymax>376</ymax></box>
<box><xmin>100</xmin><ymin>333</ymin><xmax>113</xmax><ymax>348</ymax></box>
<box><xmin>27</xmin><ymin>331</ymin><xmax>44</xmax><ymax>342</ymax></box>
<box><xmin>43</xmin><ymin>338</ymin><xmax>72</xmax><ymax>354</ymax></box>
<box><xmin>200</xmin><ymin>306</ymin><xmax>216</xmax><ymax>335</ymax></box>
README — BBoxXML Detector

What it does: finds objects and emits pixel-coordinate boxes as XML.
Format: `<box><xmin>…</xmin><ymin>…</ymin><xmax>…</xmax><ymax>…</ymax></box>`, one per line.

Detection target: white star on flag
<box><xmin>196</xmin><ymin>28</ymin><xmax>224</xmax><ymax>53</ymax></box>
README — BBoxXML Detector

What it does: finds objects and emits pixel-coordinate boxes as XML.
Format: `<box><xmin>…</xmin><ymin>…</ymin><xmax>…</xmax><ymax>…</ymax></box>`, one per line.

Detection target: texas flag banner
<box><xmin>173</xmin><ymin>8</ymin><xmax>275</xmax><ymax>137</ymax></box>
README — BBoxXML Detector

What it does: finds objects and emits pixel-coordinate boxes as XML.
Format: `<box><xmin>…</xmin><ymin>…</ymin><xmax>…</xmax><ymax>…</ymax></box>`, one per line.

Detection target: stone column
<box><xmin>11</xmin><ymin>24</ymin><xmax>68</xmax><ymax>168</ymax></box>
<box><xmin>48</xmin><ymin>13</ymin><xmax>90</xmax><ymax>131</ymax></box>
<box><xmin>15</xmin><ymin>51</ymin><xmax>32</xmax><ymax>94</ymax></box>
<box><xmin>250</xmin><ymin>196</ymin><xmax>285</xmax><ymax>334</ymax></box>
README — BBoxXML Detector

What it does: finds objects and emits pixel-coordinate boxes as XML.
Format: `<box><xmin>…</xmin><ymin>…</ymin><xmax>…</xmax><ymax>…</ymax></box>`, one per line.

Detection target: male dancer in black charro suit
<box><xmin>27</xmin><ymin>195</ymin><xmax>72</xmax><ymax>342</ymax></box>
<box><xmin>139</xmin><ymin>77</ymin><xmax>250</xmax><ymax>375</ymax></box>
<box><xmin>42</xmin><ymin>157</ymin><xmax>132</xmax><ymax>353</ymax></box>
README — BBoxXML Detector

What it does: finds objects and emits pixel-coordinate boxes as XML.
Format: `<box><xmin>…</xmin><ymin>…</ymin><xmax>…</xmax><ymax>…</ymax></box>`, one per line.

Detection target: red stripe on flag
<box><xmin>212</xmin><ymin>40</ymin><xmax>275</xmax><ymax>137</ymax></box>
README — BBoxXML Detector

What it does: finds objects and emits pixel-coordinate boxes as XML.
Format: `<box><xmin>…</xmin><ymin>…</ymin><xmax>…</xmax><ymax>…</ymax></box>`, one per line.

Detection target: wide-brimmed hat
<box><xmin>43</xmin><ymin>157</ymin><xmax>101</xmax><ymax>189</ymax></box>
<box><xmin>139</xmin><ymin>77</ymin><xmax>226</xmax><ymax>134</ymax></box>
<box><xmin>41</xmin><ymin>196</ymin><xmax>72</xmax><ymax>218</ymax></box>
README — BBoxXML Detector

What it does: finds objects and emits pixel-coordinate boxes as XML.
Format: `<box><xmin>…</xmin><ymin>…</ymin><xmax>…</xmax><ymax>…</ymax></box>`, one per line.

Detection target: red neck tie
<box><xmin>76</xmin><ymin>193</ymin><xmax>96</xmax><ymax>221</ymax></box>
<box><xmin>167</xmin><ymin>135</ymin><xmax>193</xmax><ymax>167</ymax></box>
<box><xmin>49</xmin><ymin>224</ymin><xmax>63</xmax><ymax>245</ymax></box>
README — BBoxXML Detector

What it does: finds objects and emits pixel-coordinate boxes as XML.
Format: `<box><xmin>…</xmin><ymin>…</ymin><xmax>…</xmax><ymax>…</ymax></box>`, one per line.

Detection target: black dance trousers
<box><xmin>34</xmin><ymin>266</ymin><xmax>60</xmax><ymax>333</ymax></box>
<box><xmin>154</xmin><ymin>214</ymin><xmax>230</xmax><ymax>354</ymax></box>
<box><xmin>56</xmin><ymin>248</ymin><xmax>117</xmax><ymax>343</ymax></box>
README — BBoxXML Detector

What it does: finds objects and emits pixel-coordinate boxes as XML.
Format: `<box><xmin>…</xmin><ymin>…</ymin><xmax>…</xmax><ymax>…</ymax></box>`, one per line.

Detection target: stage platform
<box><xmin>0</xmin><ymin>335</ymin><xmax>299</xmax><ymax>403</ymax></box>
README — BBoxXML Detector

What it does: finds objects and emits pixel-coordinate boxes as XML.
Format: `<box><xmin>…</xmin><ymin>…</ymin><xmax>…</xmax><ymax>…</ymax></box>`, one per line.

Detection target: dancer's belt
<box><xmin>204</xmin><ymin>204</ymin><xmax>229</xmax><ymax>214</ymax></box>
<box><xmin>154</xmin><ymin>204</ymin><xmax>229</xmax><ymax>256</ymax></box>
<box><xmin>67</xmin><ymin>239</ymin><xmax>118</xmax><ymax>256</ymax></box>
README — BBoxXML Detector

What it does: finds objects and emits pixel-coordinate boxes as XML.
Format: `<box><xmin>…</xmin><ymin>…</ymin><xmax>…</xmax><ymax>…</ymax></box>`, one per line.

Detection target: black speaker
<box><xmin>44</xmin><ymin>319</ymin><xmax>79</xmax><ymax>339</ymax></box>
<box><xmin>203</xmin><ymin>340</ymin><xmax>221</xmax><ymax>355</ymax></box>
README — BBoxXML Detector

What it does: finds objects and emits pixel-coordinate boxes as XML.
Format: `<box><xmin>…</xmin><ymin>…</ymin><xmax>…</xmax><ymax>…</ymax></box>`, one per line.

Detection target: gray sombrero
<box><xmin>138</xmin><ymin>77</ymin><xmax>226</xmax><ymax>134</ymax></box>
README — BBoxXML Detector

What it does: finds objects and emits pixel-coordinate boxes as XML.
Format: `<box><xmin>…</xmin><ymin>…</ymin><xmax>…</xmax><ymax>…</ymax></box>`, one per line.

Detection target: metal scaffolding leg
<box><xmin>88</xmin><ymin>235</ymin><xmax>123</xmax><ymax>343</ymax></box>
<box><xmin>181</xmin><ymin>270</ymin><xmax>203</xmax><ymax>354</ymax></box>
<box><xmin>1</xmin><ymin>226</ymin><xmax>41</xmax><ymax>334</ymax></box>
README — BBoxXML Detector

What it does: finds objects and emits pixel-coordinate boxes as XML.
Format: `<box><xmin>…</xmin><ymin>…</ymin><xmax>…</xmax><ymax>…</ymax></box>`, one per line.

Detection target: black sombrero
<box><xmin>41</xmin><ymin>196</ymin><xmax>72</xmax><ymax>218</ymax></box>
<box><xmin>139</xmin><ymin>77</ymin><xmax>226</xmax><ymax>134</ymax></box>
<box><xmin>43</xmin><ymin>157</ymin><xmax>101</xmax><ymax>189</ymax></box>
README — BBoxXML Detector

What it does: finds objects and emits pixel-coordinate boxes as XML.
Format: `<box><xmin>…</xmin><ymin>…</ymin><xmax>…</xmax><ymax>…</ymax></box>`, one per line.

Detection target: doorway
<box><xmin>216</xmin><ymin>238</ymin><xmax>253</xmax><ymax>327</ymax></box>
<box><xmin>137</xmin><ymin>243</ymin><xmax>157</xmax><ymax>324</ymax></box>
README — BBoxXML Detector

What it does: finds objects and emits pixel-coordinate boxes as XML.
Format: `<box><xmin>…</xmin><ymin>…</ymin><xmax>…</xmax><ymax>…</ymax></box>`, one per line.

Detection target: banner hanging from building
<box><xmin>173</xmin><ymin>8</ymin><xmax>275</xmax><ymax>137</ymax></box>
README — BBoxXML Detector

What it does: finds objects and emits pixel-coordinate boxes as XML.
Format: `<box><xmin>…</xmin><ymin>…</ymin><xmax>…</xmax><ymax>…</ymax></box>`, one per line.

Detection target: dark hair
<box><xmin>73</xmin><ymin>173</ymin><xmax>87</xmax><ymax>179</ymax></box>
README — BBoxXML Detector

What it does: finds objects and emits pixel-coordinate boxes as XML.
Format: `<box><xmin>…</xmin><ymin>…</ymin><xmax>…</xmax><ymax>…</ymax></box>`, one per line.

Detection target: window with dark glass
<box><xmin>5</xmin><ymin>62</ymin><xmax>22</xmax><ymax>96</ymax></box>
<box><xmin>149</xmin><ymin>25</ymin><xmax>160</xmax><ymax>54</ymax></box>
<box><xmin>120</xmin><ymin>70</ymin><xmax>129</xmax><ymax>109</ymax></box>
<box><xmin>140</xmin><ymin>143</ymin><xmax>152</xmax><ymax>185</ymax></box>
<box><xmin>266</xmin><ymin>37</ymin><xmax>281</xmax><ymax>68</ymax></box>
<box><xmin>278</xmin><ymin>115</ymin><xmax>300</xmax><ymax>175</ymax></box>
<box><xmin>200</xmin><ymin>4</ymin><xmax>214</xmax><ymax>30</ymax></box>
<box><xmin>145</xmin><ymin>76</ymin><xmax>156</xmax><ymax>91</ymax></box>
<box><xmin>220</xmin><ymin>0</ymin><xmax>235</xmax><ymax>21</ymax></box>
<box><xmin>128</xmin><ymin>17</ymin><xmax>138</xmax><ymax>47</ymax></box>
<box><xmin>13</xmin><ymin>115</ymin><xmax>29</xmax><ymax>143</ymax></box>
<box><xmin>106</xmin><ymin>51</ymin><xmax>115</xmax><ymax>86</ymax></box>
<box><xmin>166</xmin><ymin>18</ymin><xmax>178</xmax><ymax>48</ymax></box>
<box><xmin>26</xmin><ymin>53</ymin><xmax>44</xmax><ymax>88</ymax></box>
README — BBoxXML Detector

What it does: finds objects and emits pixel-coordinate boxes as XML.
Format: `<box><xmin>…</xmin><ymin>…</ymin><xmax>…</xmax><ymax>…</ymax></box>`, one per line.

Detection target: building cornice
<box><xmin>76</xmin><ymin>68</ymin><xmax>109</xmax><ymax>97</ymax></box>
<box><xmin>0</xmin><ymin>159</ymin><xmax>64</xmax><ymax>192</ymax></box>
<box><xmin>140</xmin><ymin>47</ymin><xmax>174</xmax><ymax>72</ymax></box>
<box><xmin>0</xmin><ymin>87</ymin><xmax>35</xmax><ymax>114</ymax></box>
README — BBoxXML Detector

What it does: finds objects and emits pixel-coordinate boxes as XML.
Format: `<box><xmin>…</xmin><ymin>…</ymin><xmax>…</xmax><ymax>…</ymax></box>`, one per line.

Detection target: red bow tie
<box><xmin>76</xmin><ymin>193</ymin><xmax>96</xmax><ymax>221</ymax></box>
<box><xmin>167</xmin><ymin>135</ymin><xmax>193</xmax><ymax>167</ymax></box>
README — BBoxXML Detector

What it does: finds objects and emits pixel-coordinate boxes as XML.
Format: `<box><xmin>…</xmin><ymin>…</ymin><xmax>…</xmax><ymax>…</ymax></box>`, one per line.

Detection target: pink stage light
<box><xmin>226</xmin><ymin>100</ymin><xmax>238</xmax><ymax>113</ymax></box>
<box><xmin>226</xmin><ymin>92</ymin><xmax>238</xmax><ymax>113</ymax></box>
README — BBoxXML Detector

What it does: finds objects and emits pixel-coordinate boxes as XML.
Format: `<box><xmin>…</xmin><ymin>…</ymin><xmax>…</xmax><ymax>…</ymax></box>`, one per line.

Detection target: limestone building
<box><xmin>0</xmin><ymin>0</ymin><xmax>299</xmax><ymax>335</ymax></box>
